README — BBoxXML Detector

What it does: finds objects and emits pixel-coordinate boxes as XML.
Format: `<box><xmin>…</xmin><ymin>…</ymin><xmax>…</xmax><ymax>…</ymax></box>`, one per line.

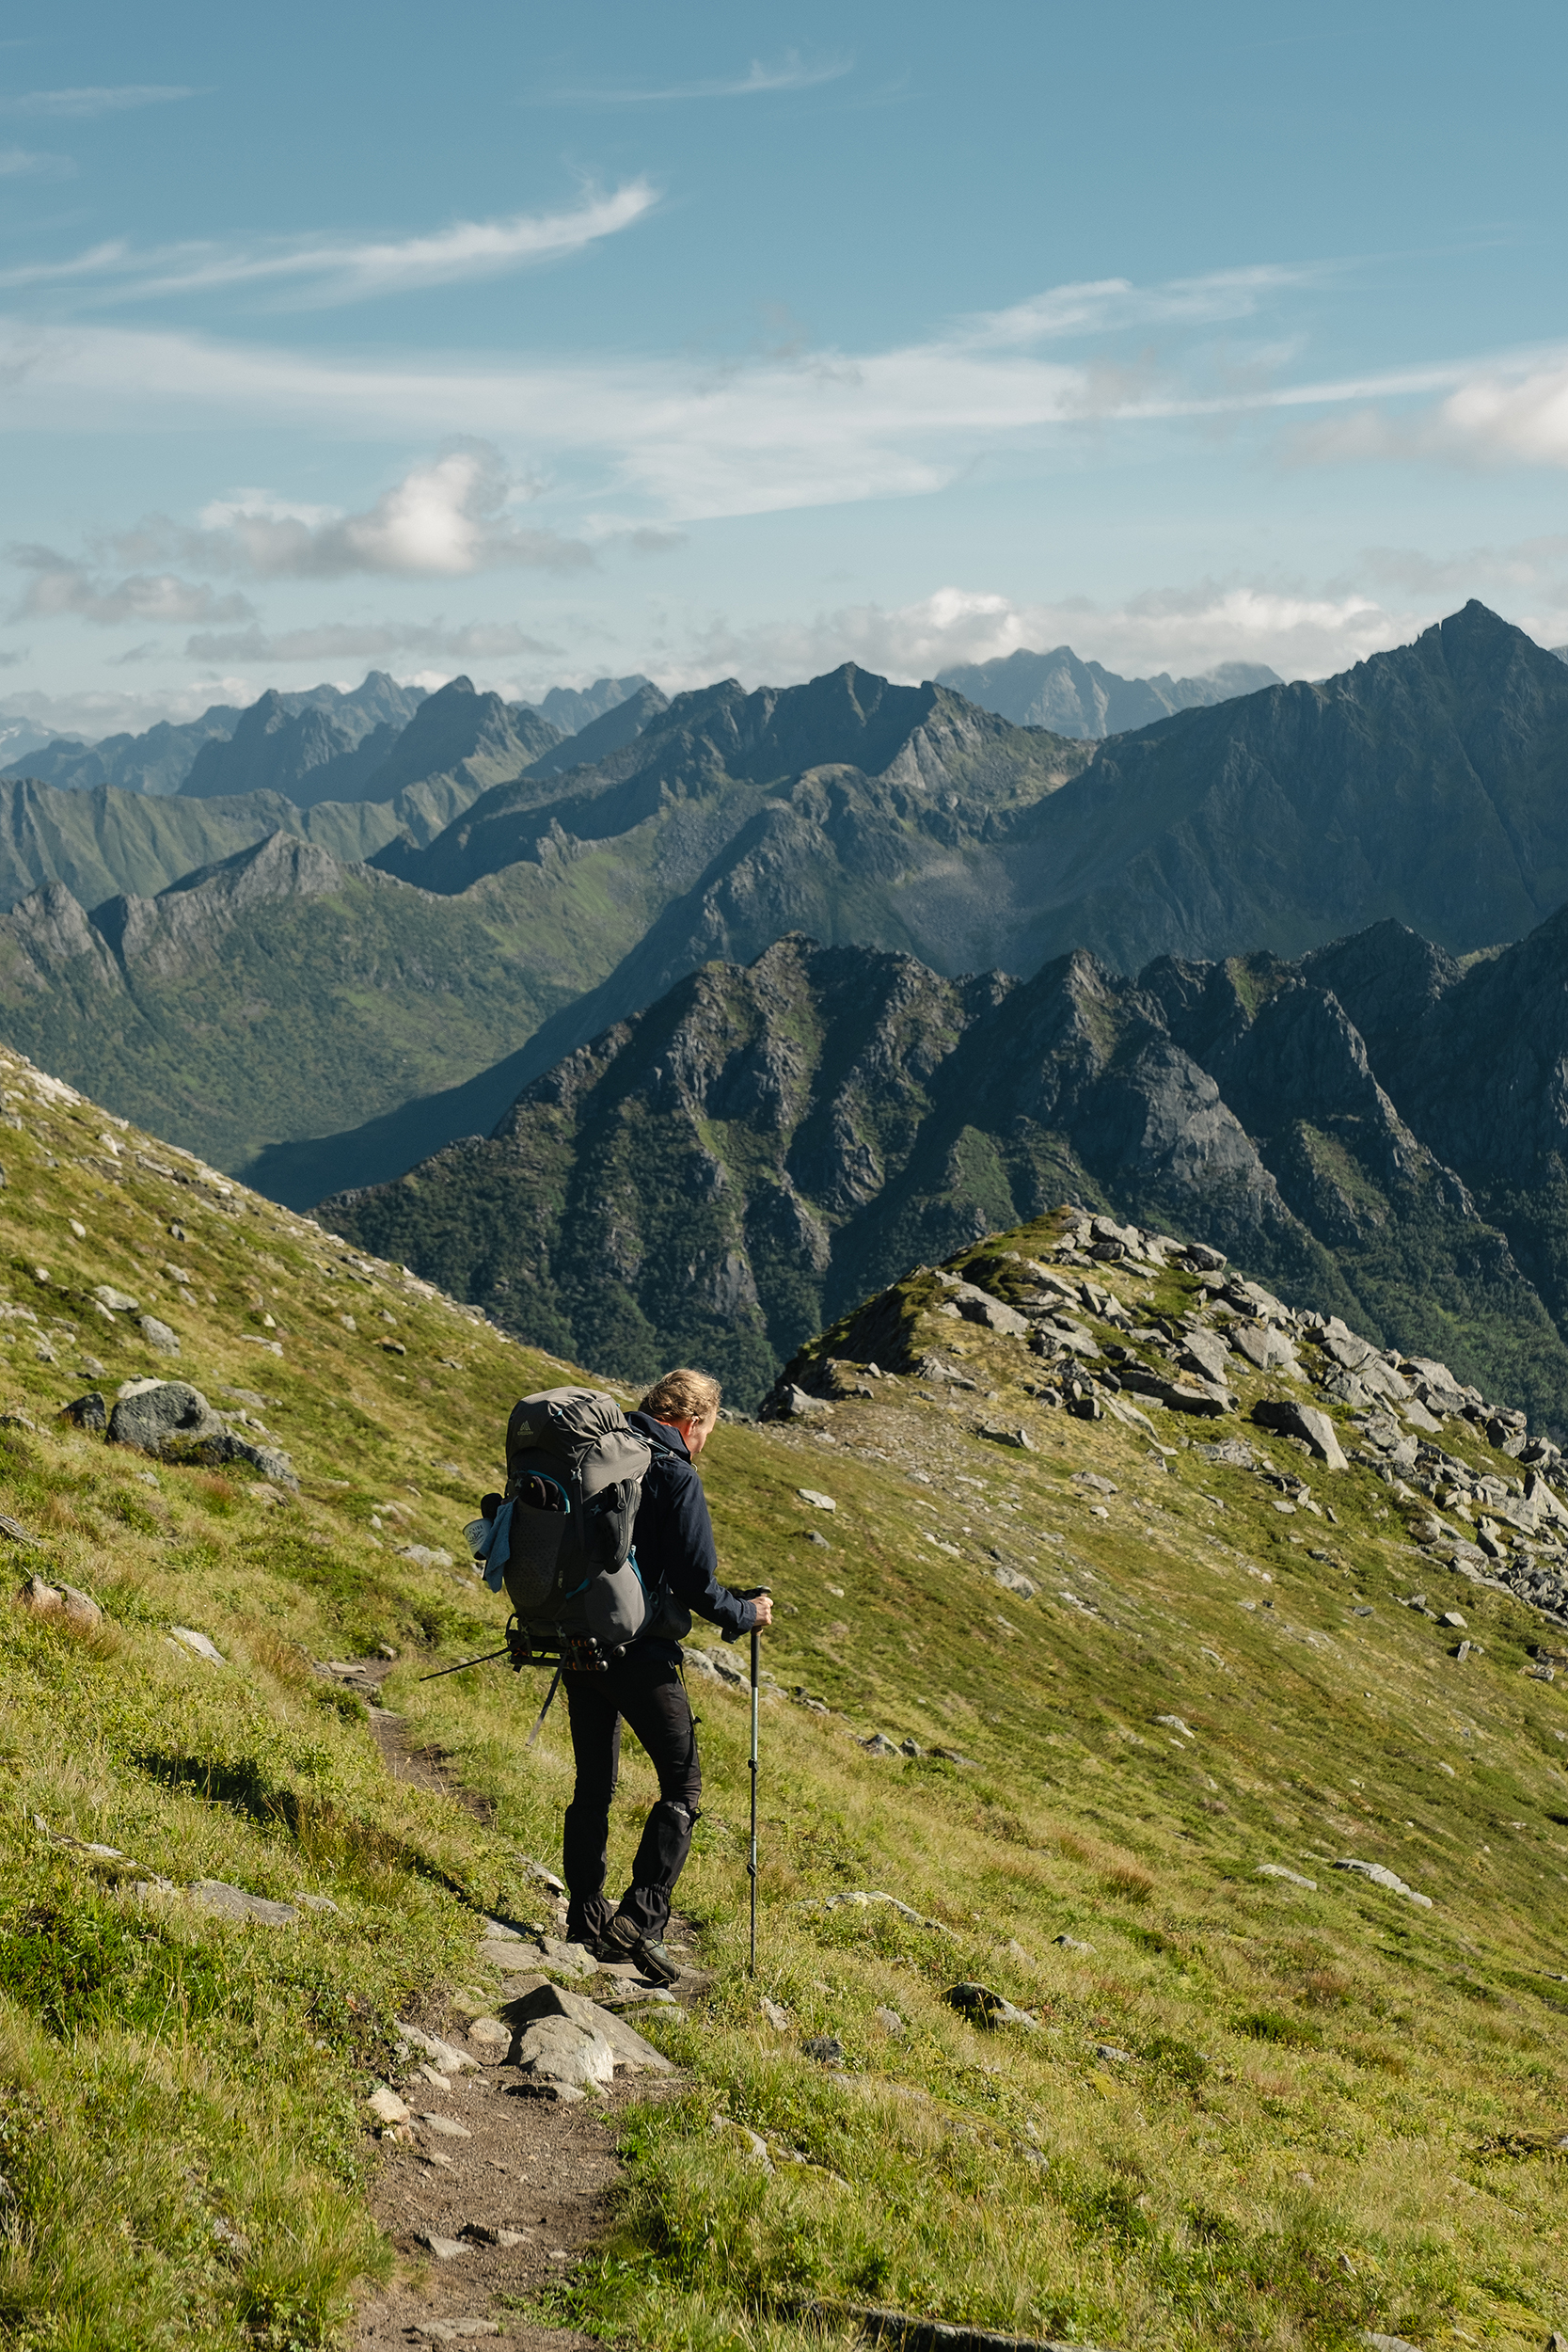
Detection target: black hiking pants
<box><xmin>562</xmin><ymin>1640</ymin><xmax>701</xmax><ymax>1944</ymax></box>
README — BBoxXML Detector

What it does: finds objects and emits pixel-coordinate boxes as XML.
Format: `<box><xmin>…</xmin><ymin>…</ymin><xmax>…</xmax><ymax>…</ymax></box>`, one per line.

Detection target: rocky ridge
<box><xmin>765</xmin><ymin>1207</ymin><xmax>1568</xmax><ymax>1647</ymax></box>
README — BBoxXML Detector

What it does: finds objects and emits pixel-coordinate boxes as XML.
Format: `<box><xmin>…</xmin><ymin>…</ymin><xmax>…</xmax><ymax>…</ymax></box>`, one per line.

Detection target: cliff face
<box><xmin>316</xmin><ymin>911</ymin><xmax>1568</xmax><ymax>1426</ymax></box>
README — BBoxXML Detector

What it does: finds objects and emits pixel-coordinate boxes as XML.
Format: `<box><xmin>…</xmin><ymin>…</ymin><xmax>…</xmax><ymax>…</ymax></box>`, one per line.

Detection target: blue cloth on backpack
<box><xmin>470</xmin><ymin>1500</ymin><xmax>514</xmax><ymax>1593</ymax></box>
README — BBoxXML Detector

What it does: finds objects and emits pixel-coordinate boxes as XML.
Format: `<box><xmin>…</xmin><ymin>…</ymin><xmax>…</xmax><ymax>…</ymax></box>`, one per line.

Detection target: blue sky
<box><xmin>4</xmin><ymin>0</ymin><xmax>1568</xmax><ymax>736</ymax></box>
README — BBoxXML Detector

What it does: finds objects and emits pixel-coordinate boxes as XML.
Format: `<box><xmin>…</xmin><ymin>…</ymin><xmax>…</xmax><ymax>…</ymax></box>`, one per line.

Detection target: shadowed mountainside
<box><xmin>319</xmin><ymin>914</ymin><xmax>1568</xmax><ymax>1427</ymax></box>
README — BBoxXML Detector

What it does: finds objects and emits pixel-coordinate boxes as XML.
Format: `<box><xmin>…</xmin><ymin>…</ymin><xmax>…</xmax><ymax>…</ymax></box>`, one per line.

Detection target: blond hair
<box><xmin>640</xmin><ymin>1368</ymin><xmax>721</xmax><ymax>1426</ymax></box>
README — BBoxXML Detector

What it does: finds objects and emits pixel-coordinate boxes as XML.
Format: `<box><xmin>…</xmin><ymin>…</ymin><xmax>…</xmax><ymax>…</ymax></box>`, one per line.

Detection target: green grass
<box><xmin>3</xmin><ymin>1049</ymin><xmax>1568</xmax><ymax>2347</ymax></box>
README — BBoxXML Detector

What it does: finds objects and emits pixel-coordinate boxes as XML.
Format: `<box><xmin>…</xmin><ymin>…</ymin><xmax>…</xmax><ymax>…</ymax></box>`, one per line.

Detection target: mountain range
<box><xmin>319</xmin><ymin>905</ymin><xmax>1568</xmax><ymax>1429</ymax></box>
<box><xmin>0</xmin><ymin>671</ymin><xmax>655</xmax><ymax>804</ymax></box>
<box><xmin>935</xmin><ymin>644</ymin><xmax>1281</xmax><ymax>734</ymax></box>
<box><xmin>3</xmin><ymin>604</ymin><xmax>1568</xmax><ymax>1220</ymax></box>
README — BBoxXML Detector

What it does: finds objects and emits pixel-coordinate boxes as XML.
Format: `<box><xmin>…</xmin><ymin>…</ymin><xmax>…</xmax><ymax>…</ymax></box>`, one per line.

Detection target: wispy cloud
<box><xmin>669</xmin><ymin>580</ymin><xmax>1409</xmax><ymax>692</ymax></box>
<box><xmin>115</xmin><ymin>443</ymin><xmax>594</xmax><ymax>579</ymax></box>
<box><xmin>551</xmin><ymin>51</ymin><xmax>851</xmax><ymax>103</ymax></box>
<box><xmin>0</xmin><ymin>144</ymin><xmax>73</xmax><ymax>179</ymax></box>
<box><xmin>7</xmin><ymin>546</ymin><xmax>254</xmax><ymax>628</ymax></box>
<box><xmin>0</xmin><ymin>181</ymin><xmax>657</xmax><ymax>307</ymax></box>
<box><xmin>183</xmin><ymin>617</ymin><xmax>562</xmax><ymax>664</ymax></box>
<box><xmin>0</xmin><ymin>85</ymin><xmax>198</xmax><ymax>119</ymax></box>
<box><xmin>958</xmin><ymin>263</ymin><xmax>1323</xmax><ymax>349</ymax></box>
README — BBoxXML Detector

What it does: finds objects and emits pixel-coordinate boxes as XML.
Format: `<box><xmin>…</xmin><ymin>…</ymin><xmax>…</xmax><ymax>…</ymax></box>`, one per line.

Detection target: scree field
<box><xmin>0</xmin><ymin>1040</ymin><xmax>1566</xmax><ymax>2352</ymax></box>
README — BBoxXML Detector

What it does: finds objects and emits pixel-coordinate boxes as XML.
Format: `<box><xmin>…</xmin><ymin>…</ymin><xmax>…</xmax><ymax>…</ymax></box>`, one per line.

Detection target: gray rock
<box><xmin>953</xmin><ymin>1284</ymin><xmax>1030</xmax><ymax>1338</ymax></box>
<box><xmin>419</xmin><ymin>2112</ymin><xmax>472</xmax><ymax>2139</ymax></box>
<box><xmin>20</xmin><ymin>1575</ymin><xmax>101</xmax><ymax>1625</ymax></box>
<box><xmin>418</xmin><ymin>2234</ymin><xmax>469</xmax><ymax>2262</ymax></box>
<box><xmin>395</xmin><ymin>2024</ymin><xmax>479</xmax><ymax>2074</ymax></box>
<box><xmin>760</xmin><ymin>1996</ymin><xmax>791</xmax><ymax>2029</ymax></box>
<box><xmin>189</xmin><ymin>1879</ymin><xmax>298</xmax><ymax>1926</ymax></box>
<box><xmin>802</xmin><ymin>2034</ymin><xmax>846</xmax><ymax>2062</ymax></box>
<box><xmin>862</xmin><ymin>1732</ymin><xmax>898</xmax><ymax>1755</ymax></box>
<box><xmin>503</xmin><ymin>1980</ymin><xmax>673</xmax><ymax>2074</ymax></box>
<box><xmin>1179</xmin><ymin>1328</ymin><xmax>1232</xmax><ymax>1384</ymax></box>
<box><xmin>873</xmin><ymin>2005</ymin><xmax>905</xmax><ymax>2035</ymax></box>
<box><xmin>978</xmin><ymin>1424</ymin><xmax>1036</xmax><ymax>1451</ymax></box>
<box><xmin>108</xmin><ymin>1379</ymin><xmax>224</xmax><ymax>1454</ymax></box>
<box><xmin>467</xmin><ymin>2016</ymin><xmax>511</xmax><ymax>2047</ymax></box>
<box><xmin>168</xmin><ymin>1626</ymin><xmax>225</xmax><ymax>1663</ymax></box>
<box><xmin>511</xmin><ymin>2015</ymin><xmax>615</xmax><ymax>2089</ymax></box>
<box><xmin>1196</xmin><ymin>1437</ymin><xmax>1257</xmax><ymax>1469</ymax></box>
<box><xmin>1072</xmin><ymin>1471</ymin><xmax>1117</xmax><ymax>1494</ymax></box>
<box><xmin>1227</xmin><ymin>1321</ymin><xmax>1299</xmax><ymax>1374</ymax></box>
<box><xmin>1256</xmin><ymin>1864</ymin><xmax>1318</xmax><ymax>1889</ymax></box>
<box><xmin>1252</xmin><ymin>1397</ymin><xmax>1349</xmax><ymax>1470</ymax></box>
<box><xmin>410</xmin><ymin>2325</ymin><xmax>501</xmax><ymax>2344</ymax></box>
<box><xmin>1333</xmin><ymin>1858</ymin><xmax>1433</xmax><ymax>1908</ymax></box>
<box><xmin>137</xmin><ymin>1314</ymin><xmax>180</xmax><ymax>1355</ymax></box>
<box><xmin>944</xmin><ymin>1982</ymin><xmax>1037</xmax><ymax>2029</ymax></box>
<box><xmin>1053</xmin><ymin>1934</ymin><xmax>1096</xmax><ymax>1953</ymax></box>
<box><xmin>59</xmin><ymin>1391</ymin><xmax>106</xmax><ymax>1431</ymax></box>
<box><xmin>1093</xmin><ymin>2043</ymin><xmax>1135</xmax><ymax>2064</ymax></box>
<box><xmin>1362</xmin><ymin>2335</ymin><xmax>1423</xmax><ymax>2352</ymax></box>
<box><xmin>991</xmin><ymin>1564</ymin><xmax>1037</xmax><ymax>1598</ymax></box>
<box><xmin>774</xmin><ymin>1385</ymin><xmax>833</xmax><ymax>1420</ymax></box>
<box><xmin>92</xmin><ymin>1285</ymin><xmax>139</xmax><ymax>1313</ymax></box>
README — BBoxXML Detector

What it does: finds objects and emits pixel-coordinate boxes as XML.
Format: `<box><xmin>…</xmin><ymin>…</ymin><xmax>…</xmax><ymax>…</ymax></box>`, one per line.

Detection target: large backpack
<box><xmin>471</xmin><ymin>1388</ymin><xmax>661</xmax><ymax>1659</ymax></box>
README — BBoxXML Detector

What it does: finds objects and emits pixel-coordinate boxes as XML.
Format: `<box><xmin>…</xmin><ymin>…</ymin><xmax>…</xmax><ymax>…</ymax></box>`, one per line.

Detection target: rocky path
<box><xmin>350</xmin><ymin>1693</ymin><xmax>690</xmax><ymax>2351</ymax></box>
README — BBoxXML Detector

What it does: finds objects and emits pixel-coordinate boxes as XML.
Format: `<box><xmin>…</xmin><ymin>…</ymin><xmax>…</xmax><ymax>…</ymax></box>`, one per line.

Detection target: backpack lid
<box><xmin>506</xmin><ymin>1386</ymin><xmax>651</xmax><ymax>1497</ymax></box>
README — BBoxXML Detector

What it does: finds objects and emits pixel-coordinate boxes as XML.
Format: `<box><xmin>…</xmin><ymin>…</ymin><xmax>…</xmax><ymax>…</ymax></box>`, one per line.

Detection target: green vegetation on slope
<box><xmin>2</xmin><ymin>1049</ymin><xmax>1568</xmax><ymax>2347</ymax></box>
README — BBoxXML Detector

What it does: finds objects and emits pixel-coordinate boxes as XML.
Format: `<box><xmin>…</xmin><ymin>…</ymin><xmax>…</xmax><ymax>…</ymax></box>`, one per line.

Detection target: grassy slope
<box><xmin>2</xmin><ymin>1044</ymin><xmax>1568</xmax><ymax>2349</ymax></box>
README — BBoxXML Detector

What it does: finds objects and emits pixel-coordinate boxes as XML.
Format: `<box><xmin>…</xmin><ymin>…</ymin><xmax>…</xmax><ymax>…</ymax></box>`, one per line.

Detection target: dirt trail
<box><xmin>351</xmin><ymin>1697</ymin><xmax>681</xmax><ymax>2350</ymax></box>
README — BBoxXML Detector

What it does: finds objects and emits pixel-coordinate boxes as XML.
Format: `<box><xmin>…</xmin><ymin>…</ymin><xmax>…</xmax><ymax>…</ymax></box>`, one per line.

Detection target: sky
<box><xmin>4</xmin><ymin>0</ymin><xmax>1568</xmax><ymax>739</ymax></box>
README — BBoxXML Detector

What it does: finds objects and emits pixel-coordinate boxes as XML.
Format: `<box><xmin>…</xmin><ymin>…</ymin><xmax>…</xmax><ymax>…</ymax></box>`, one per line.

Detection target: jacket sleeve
<box><xmin>660</xmin><ymin>1457</ymin><xmax>759</xmax><ymax>1639</ymax></box>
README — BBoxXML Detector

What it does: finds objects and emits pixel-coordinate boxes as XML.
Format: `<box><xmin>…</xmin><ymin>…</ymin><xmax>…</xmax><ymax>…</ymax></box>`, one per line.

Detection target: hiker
<box><xmin>562</xmin><ymin>1367</ymin><xmax>772</xmax><ymax>1982</ymax></box>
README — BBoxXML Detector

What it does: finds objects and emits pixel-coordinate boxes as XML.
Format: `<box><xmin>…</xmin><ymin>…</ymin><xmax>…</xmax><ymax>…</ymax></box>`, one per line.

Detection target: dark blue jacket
<box><xmin>629</xmin><ymin>1411</ymin><xmax>760</xmax><ymax>1646</ymax></box>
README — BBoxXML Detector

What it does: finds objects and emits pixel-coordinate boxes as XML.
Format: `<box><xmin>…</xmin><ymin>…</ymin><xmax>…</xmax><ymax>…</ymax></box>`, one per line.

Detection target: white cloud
<box><xmin>7</xmin><ymin>545</ymin><xmax>254</xmax><ymax>627</ymax></box>
<box><xmin>0</xmin><ymin>86</ymin><xmax>198</xmax><ymax>119</ymax></box>
<box><xmin>109</xmin><ymin>443</ymin><xmax>593</xmax><ymax>580</ymax></box>
<box><xmin>555</xmin><ymin>52</ymin><xmax>852</xmax><ymax>103</ymax></box>
<box><xmin>958</xmin><ymin>264</ymin><xmax>1319</xmax><ymax>350</ymax></box>
<box><xmin>183</xmin><ymin>617</ymin><xmax>562</xmax><ymax>664</ymax></box>
<box><xmin>1</xmin><ymin>182</ymin><xmax>657</xmax><ymax>308</ymax></box>
<box><xmin>667</xmin><ymin>580</ymin><xmax>1418</xmax><ymax>691</ymax></box>
<box><xmin>0</xmin><ymin>146</ymin><xmax>73</xmax><ymax>179</ymax></box>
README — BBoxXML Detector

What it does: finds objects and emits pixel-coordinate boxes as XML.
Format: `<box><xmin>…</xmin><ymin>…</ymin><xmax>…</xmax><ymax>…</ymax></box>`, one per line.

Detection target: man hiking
<box><xmin>562</xmin><ymin>1367</ymin><xmax>771</xmax><ymax>1983</ymax></box>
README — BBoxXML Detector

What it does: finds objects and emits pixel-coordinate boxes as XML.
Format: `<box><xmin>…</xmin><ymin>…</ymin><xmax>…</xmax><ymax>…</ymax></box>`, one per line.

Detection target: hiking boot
<box><xmin>594</xmin><ymin>1915</ymin><xmax>684</xmax><ymax>1984</ymax></box>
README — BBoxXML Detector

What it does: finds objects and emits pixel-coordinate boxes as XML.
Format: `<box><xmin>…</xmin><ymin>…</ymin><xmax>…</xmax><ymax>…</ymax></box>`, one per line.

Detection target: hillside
<box><xmin>935</xmin><ymin>644</ymin><xmax>1280</xmax><ymax>736</ymax></box>
<box><xmin>4</xmin><ymin>1041</ymin><xmax>1568</xmax><ymax>2350</ymax></box>
<box><xmin>317</xmin><ymin>915</ymin><xmax>1568</xmax><ymax>1431</ymax></box>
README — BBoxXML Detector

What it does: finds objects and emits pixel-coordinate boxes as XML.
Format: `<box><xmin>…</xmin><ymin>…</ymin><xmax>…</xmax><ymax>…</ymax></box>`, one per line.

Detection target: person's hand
<box><xmin>751</xmin><ymin>1594</ymin><xmax>774</xmax><ymax>1628</ymax></box>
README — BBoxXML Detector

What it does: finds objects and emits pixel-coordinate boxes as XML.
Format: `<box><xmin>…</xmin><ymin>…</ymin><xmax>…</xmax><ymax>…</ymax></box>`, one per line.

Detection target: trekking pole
<box><xmin>736</xmin><ymin>1587</ymin><xmax>770</xmax><ymax>1978</ymax></box>
<box><xmin>418</xmin><ymin>1645</ymin><xmax>513</xmax><ymax>1682</ymax></box>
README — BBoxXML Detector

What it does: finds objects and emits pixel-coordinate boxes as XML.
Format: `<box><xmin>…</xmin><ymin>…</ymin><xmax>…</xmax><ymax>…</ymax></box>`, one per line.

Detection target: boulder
<box><xmin>108</xmin><ymin>1380</ymin><xmax>225</xmax><ymax>1454</ymax></box>
<box><xmin>1178</xmin><ymin>1327</ymin><xmax>1232</xmax><ymax>1384</ymax></box>
<box><xmin>511</xmin><ymin>2015</ymin><xmax>615</xmax><ymax>2090</ymax></box>
<box><xmin>1252</xmin><ymin>1398</ymin><xmax>1348</xmax><ymax>1470</ymax></box>
<box><xmin>137</xmin><ymin>1315</ymin><xmax>180</xmax><ymax>1355</ymax></box>
<box><xmin>943</xmin><ymin>1981</ymin><xmax>1037</xmax><ymax>2029</ymax></box>
<box><xmin>20</xmin><ymin>1575</ymin><xmax>101</xmax><ymax>1626</ymax></box>
<box><xmin>952</xmin><ymin>1283</ymin><xmax>1030</xmax><ymax>1339</ymax></box>
<box><xmin>92</xmin><ymin>1285</ymin><xmax>139</xmax><ymax>1313</ymax></box>
<box><xmin>59</xmin><ymin>1391</ymin><xmax>106</xmax><ymax>1431</ymax></box>
<box><xmin>189</xmin><ymin>1879</ymin><xmax>299</xmax><ymax>1926</ymax></box>
<box><xmin>502</xmin><ymin>1979</ymin><xmax>674</xmax><ymax>2074</ymax></box>
<box><xmin>1227</xmin><ymin>1321</ymin><xmax>1296</xmax><ymax>1373</ymax></box>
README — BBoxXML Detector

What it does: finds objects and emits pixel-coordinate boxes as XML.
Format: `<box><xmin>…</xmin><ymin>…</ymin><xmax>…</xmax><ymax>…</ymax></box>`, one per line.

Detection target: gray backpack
<box><xmin>472</xmin><ymin>1388</ymin><xmax>658</xmax><ymax>1656</ymax></box>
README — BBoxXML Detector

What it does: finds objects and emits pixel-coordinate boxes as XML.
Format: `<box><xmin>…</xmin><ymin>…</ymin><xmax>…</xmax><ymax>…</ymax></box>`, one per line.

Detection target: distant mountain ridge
<box><xmin>319</xmin><ymin>911</ymin><xmax>1568</xmax><ymax>1428</ymax></box>
<box><xmin>0</xmin><ymin>669</ymin><xmax>658</xmax><ymax>803</ymax></box>
<box><xmin>7</xmin><ymin>602</ymin><xmax>1568</xmax><ymax>1228</ymax></box>
<box><xmin>935</xmin><ymin>644</ymin><xmax>1281</xmax><ymax>735</ymax></box>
